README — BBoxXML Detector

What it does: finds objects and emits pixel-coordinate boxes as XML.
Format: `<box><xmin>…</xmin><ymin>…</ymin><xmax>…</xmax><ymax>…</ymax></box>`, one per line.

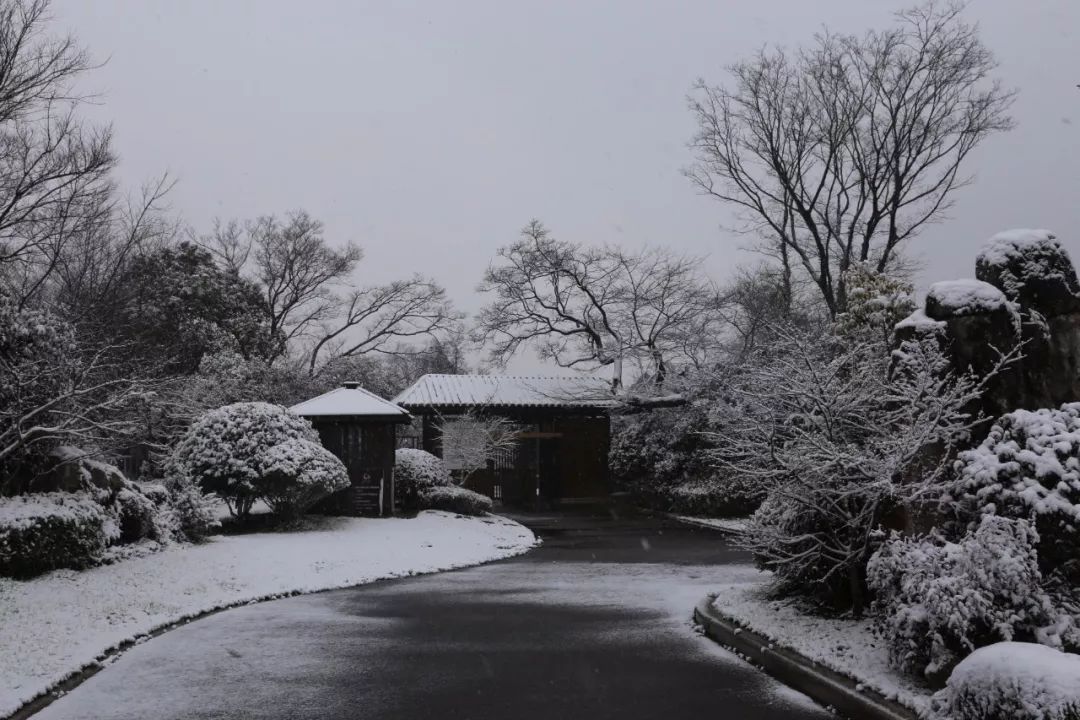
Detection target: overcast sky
<box><xmin>53</xmin><ymin>0</ymin><xmax>1079</xmax><ymax>371</ymax></box>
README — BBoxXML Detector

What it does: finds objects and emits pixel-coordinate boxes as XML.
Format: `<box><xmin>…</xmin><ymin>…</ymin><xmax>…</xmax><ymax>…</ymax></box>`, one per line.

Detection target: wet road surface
<box><xmin>35</xmin><ymin>510</ymin><xmax>830</xmax><ymax>720</ymax></box>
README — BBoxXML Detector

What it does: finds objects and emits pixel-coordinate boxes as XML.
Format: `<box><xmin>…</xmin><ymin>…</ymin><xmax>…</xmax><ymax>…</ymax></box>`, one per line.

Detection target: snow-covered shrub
<box><xmin>257</xmin><ymin>439</ymin><xmax>349</xmax><ymax>518</ymax></box>
<box><xmin>160</xmin><ymin>479</ymin><xmax>219</xmax><ymax>541</ymax></box>
<box><xmin>420</xmin><ymin>485</ymin><xmax>492</xmax><ymax>516</ymax></box>
<box><xmin>394</xmin><ymin>448</ymin><xmax>453</xmax><ymax>512</ymax></box>
<box><xmin>610</xmin><ymin>402</ymin><xmax>717</xmax><ymax>502</ymax></box>
<box><xmin>867</xmin><ymin>516</ymin><xmax>1069</xmax><ymax>682</ymax></box>
<box><xmin>947</xmin><ymin>403</ymin><xmax>1080</xmax><ymax>585</ymax></box>
<box><xmin>112</xmin><ymin>487</ymin><xmax>159</xmax><ymax>544</ymax></box>
<box><xmin>662</xmin><ymin>475</ymin><xmax>764</xmax><ymax>517</ymax></box>
<box><xmin>0</xmin><ymin>493</ymin><xmax>112</xmax><ymax>577</ymax></box>
<box><xmin>169</xmin><ymin>402</ymin><xmax>318</xmax><ymax>518</ymax></box>
<box><xmin>931</xmin><ymin>642</ymin><xmax>1080</xmax><ymax>720</ymax></box>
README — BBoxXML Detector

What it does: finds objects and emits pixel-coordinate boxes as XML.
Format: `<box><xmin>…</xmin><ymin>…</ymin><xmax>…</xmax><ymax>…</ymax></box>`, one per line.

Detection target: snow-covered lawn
<box><xmin>0</xmin><ymin>511</ymin><xmax>536</xmax><ymax>718</ymax></box>
<box><xmin>671</xmin><ymin>514</ymin><xmax>749</xmax><ymax>534</ymax></box>
<box><xmin>710</xmin><ymin>572</ymin><xmax>934</xmax><ymax>716</ymax></box>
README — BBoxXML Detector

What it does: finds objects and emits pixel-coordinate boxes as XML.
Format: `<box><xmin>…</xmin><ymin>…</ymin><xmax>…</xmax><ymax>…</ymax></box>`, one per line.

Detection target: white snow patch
<box><xmin>671</xmin><ymin>515</ymin><xmax>749</xmax><ymax>534</ymax></box>
<box><xmin>933</xmin><ymin>642</ymin><xmax>1080</xmax><ymax>720</ymax></box>
<box><xmin>894</xmin><ymin>308</ymin><xmax>947</xmax><ymax>333</ymax></box>
<box><xmin>927</xmin><ymin>279</ymin><xmax>1007</xmax><ymax>316</ymax></box>
<box><xmin>711</xmin><ymin>574</ymin><xmax>934</xmax><ymax>715</ymax></box>
<box><xmin>0</xmin><ymin>511</ymin><xmax>536</xmax><ymax>717</ymax></box>
<box><xmin>977</xmin><ymin>229</ymin><xmax>1059</xmax><ymax>267</ymax></box>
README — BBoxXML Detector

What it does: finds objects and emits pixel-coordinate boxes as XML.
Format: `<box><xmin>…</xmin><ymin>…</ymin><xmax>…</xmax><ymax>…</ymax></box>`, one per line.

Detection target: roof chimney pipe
<box><xmin>342</xmin><ymin>381</ymin><xmax>361</xmax><ymax>390</ymax></box>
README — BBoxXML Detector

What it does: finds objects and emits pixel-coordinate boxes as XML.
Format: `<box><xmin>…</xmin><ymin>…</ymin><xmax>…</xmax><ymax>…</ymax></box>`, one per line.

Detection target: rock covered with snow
<box><xmin>925</xmin><ymin>279</ymin><xmax>1009</xmax><ymax>319</ymax></box>
<box><xmin>976</xmin><ymin>229</ymin><xmax>1080</xmax><ymax>316</ymax></box>
<box><xmin>895</xmin><ymin>228</ymin><xmax>1080</xmax><ymax>423</ymax></box>
<box><xmin>931</xmin><ymin>642</ymin><xmax>1080</xmax><ymax>720</ymax></box>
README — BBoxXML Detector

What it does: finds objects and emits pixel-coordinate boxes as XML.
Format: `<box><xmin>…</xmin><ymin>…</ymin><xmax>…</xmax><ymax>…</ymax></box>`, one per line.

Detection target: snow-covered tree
<box><xmin>167</xmin><ymin>402</ymin><xmax>319</xmax><ymax>518</ymax></box>
<box><xmin>438</xmin><ymin>409</ymin><xmax>519</xmax><ymax>484</ymax></box>
<box><xmin>0</xmin><ymin>294</ymin><xmax>148</xmax><ymax>489</ymax></box>
<box><xmin>710</xmin><ymin>318</ymin><xmax>1008</xmax><ymax>613</ymax></box>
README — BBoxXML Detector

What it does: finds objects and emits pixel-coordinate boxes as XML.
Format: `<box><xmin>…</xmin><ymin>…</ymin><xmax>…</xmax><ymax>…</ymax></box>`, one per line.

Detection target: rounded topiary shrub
<box><xmin>420</xmin><ymin>485</ymin><xmax>492</xmax><ymax>516</ymax></box>
<box><xmin>930</xmin><ymin>642</ymin><xmax>1080</xmax><ymax>720</ymax></box>
<box><xmin>395</xmin><ymin>448</ymin><xmax>452</xmax><ymax>512</ymax></box>
<box><xmin>257</xmin><ymin>439</ymin><xmax>349</xmax><ymax>518</ymax></box>
<box><xmin>169</xmin><ymin>402</ymin><xmax>318</xmax><ymax>518</ymax></box>
<box><xmin>0</xmin><ymin>493</ymin><xmax>111</xmax><ymax>577</ymax></box>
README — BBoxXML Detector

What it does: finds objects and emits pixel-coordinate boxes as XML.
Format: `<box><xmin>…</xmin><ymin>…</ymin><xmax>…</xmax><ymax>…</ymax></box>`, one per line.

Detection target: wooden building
<box><xmin>290</xmin><ymin>382</ymin><xmax>411</xmax><ymax>517</ymax></box>
<box><xmin>393</xmin><ymin>374</ymin><xmax>614</xmax><ymax>509</ymax></box>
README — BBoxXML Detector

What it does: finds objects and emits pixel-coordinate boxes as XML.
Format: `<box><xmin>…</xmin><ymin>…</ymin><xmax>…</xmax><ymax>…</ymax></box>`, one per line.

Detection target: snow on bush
<box><xmin>420</xmin><ymin>485</ymin><xmax>493</xmax><ymax>516</ymax></box>
<box><xmin>394</xmin><ymin>448</ymin><xmax>453</xmax><ymax>512</ymax></box>
<box><xmin>931</xmin><ymin>642</ymin><xmax>1080</xmax><ymax>720</ymax></box>
<box><xmin>947</xmin><ymin>403</ymin><xmax>1080</xmax><ymax>585</ymax></box>
<box><xmin>926</xmin><ymin>279</ymin><xmax>1008</xmax><ymax>317</ymax></box>
<box><xmin>867</xmin><ymin>516</ymin><xmax>1069</xmax><ymax>682</ymax></box>
<box><xmin>157</xmin><ymin>480</ymin><xmax>219</xmax><ymax>541</ymax></box>
<box><xmin>0</xmin><ymin>493</ymin><xmax>112</xmax><ymax>577</ymax></box>
<box><xmin>168</xmin><ymin>402</ymin><xmax>318</xmax><ymax>518</ymax></box>
<box><xmin>257</xmin><ymin>439</ymin><xmax>349</xmax><ymax>518</ymax></box>
<box><xmin>663</xmin><ymin>476</ymin><xmax>764</xmax><ymax>518</ymax></box>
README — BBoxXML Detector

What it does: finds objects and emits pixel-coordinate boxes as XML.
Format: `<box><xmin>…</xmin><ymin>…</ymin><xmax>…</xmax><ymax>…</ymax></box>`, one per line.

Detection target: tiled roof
<box><xmin>392</xmin><ymin>374</ymin><xmax>615</xmax><ymax>409</ymax></box>
<box><xmin>290</xmin><ymin>384</ymin><xmax>410</xmax><ymax>419</ymax></box>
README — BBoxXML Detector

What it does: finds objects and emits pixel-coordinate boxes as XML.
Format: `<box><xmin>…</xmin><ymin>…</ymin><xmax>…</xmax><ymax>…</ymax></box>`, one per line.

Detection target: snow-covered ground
<box><xmin>0</xmin><ymin>511</ymin><xmax>536</xmax><ymax>718</ymax></box>
<box><xmin>671</xmin><ymin>514</ymin><xmax>749</xmax><ymax>534</ymax></box>
<box><xmin>711</xmin><ymin>573</ymin><xmax>934</xmax><ymax>716</ymax></box>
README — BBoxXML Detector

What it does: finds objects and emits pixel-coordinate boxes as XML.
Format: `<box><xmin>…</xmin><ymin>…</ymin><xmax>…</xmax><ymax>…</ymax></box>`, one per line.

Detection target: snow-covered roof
<box><xmin>393</xmin><ymin>374</ymin><xmax>616</xmax><ymax>410</ymax></box>
<box><xmin>290</xmin><ymin>384</ymin><xmax>410</xmax><ymax>421</ymax></box>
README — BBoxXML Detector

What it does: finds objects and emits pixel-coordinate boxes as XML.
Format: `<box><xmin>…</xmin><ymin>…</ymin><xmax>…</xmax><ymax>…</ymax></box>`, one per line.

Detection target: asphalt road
<box><xmin>35</xmin><ymin>510</ymin><xmax>831</xmax><ymax>720</ymax></box>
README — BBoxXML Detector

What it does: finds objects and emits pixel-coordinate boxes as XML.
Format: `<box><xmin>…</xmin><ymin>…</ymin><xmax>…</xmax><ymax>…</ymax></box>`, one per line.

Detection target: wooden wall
<box><xmin>311</xmin><ymin>420</ymin><xmax>396</xmax><ymax>517</ymax></box>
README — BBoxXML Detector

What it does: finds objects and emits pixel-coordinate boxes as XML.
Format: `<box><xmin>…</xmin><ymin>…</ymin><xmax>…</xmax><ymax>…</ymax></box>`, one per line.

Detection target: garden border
<box><xmin>693</xmin><ymin>596</ymin><xmax>918</xmax><ymax>720</ymax></box>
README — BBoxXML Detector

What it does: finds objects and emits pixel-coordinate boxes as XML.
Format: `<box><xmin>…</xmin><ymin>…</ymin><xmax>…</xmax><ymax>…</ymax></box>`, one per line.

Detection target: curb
<box><xmin>693</xmin><ymin>597</ymin><xmax>917</xmax><ymax>720</ymax></box>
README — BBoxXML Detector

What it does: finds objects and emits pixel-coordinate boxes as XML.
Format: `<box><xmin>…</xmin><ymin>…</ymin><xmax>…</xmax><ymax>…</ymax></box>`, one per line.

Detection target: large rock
<box><xmin>28</xmin><ymin>447</ymin><xmax>127</xmax><ymax>496</ymax></box>
<box><xmin>975</xmin><ymin>229</ymin><xmax>1080</xmax><ymax>316</ymax></box>
<box><xmin>895</xmin><ymin>228</ymin><xmax>1080</xmax><ymax>430</ymax></box>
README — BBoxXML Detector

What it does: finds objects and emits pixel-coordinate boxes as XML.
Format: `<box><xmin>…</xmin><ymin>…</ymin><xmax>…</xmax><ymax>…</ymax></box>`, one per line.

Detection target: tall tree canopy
<box><xmin>686</xmin><ymin>2</ymin><xmax>1014</xmax><ymax>316</ymax></box>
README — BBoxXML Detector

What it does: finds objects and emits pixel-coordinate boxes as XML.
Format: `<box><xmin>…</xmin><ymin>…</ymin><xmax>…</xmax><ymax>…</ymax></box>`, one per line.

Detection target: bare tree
<box><xmin>306</xmin><ymin>276</ymin><xmax>461</xmax><ymax>372</ymax></box>
<box><xmin>686</xmin><ymin>2</ymin><xmax>1014</xmax><ymax>316</ymax></box>
<box><xmin>475</xmin><ymin>220</ymin><xmax>722</xmax><ymax>391</ymax></box>
<box><xmin>201</xmin><ymin>210</ymin><xmax>461</xmax><ymax>370</ymax></box>
<box><xmin>437</xmin><ymin>408</ymin><xmax>519</xmax><ymax>485</ymax></box>
<box><xmin>0</xmin><ymin>0</ymin><xmax>115</xmax><ymax>307</ymax></box>
<box><xmin>245</xmin><ymin>211</ymin><xmax>361</xmax><ymax>357</ymax></box>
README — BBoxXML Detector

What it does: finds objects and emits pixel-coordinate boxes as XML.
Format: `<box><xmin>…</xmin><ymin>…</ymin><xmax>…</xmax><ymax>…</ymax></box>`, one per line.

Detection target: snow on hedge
<box><xmin>927</xmin><ymin>279</ymin><xmax>1008</xmax><ymax>316</ymax></box>
<box><xmin>931</xmin><ymin>642</ymin><xmax>1080</xmax><ymax>720</ymax></box>
<box><xmin>395</xmin><ymin>448</ymin><xmax>452</xmax><ymax>488</ymax></box>
<box><xmin>0</xmin><ymin>511</ymin><xmax>537</xmax><ymax>718</ymax></box>
<box><xmin>257</xmin><ymin>438</ymin><xmax>350</xmax><ymax>516</ymax></box>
